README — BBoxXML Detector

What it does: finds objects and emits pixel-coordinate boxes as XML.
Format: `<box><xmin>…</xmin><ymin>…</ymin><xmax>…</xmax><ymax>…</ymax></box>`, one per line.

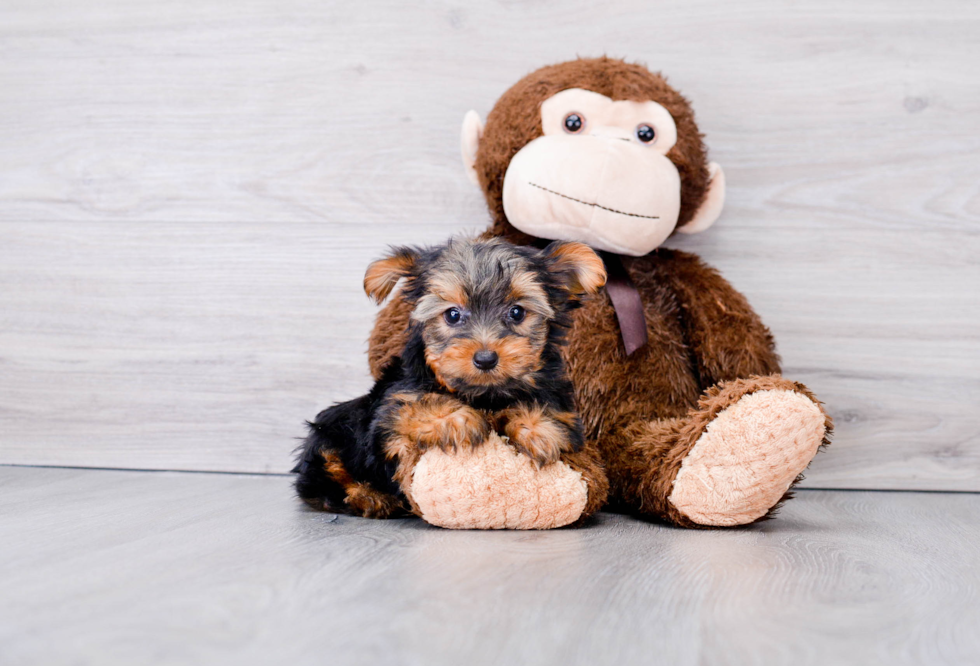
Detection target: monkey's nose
<box><xmin>473</xmin><ymin>350</ymin><xmax>499</xmax><ymax>371</ymax></box>
<box><xmin>590</xmin><ymin>125</ymin><xmax>633</xmax><ymax>142</ymax></box>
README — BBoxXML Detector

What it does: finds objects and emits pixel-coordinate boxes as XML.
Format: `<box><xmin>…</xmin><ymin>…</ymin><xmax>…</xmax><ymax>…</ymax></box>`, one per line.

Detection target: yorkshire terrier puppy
<box><xmin>293</xmin><ymin>236</ymin><xmax>606</xmax><ymax>518</ymax></box>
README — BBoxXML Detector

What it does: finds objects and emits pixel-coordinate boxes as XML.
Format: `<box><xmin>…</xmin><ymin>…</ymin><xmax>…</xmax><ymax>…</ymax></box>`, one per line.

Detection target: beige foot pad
<box><xmin>669</xmin><ymin>389</ymin><xmax>826</xmax><ymax>527</ymax></box>
<box><xmin>411</xmin><ymin>433</ymin><xmax>588</xmax><ymax>530</ymax></box>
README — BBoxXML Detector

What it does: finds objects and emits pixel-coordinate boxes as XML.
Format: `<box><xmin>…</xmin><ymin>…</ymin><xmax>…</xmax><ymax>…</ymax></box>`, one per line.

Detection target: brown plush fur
<box><xmin>366</xmin><ymin>57</ymin><xmax>831</xmax><ymax>528</ymax></box>
<box><xmin>599</xmin><ymin>375</ymin><xmax>833</xmax><ymax>529</ymax></box>
<box><xmin>559</xmin><ymin>440</ymin><xmax>610</xmax><ymax>521</ymax></box>
<box><xmin>368</xmin><ymin>253</ymin><xmax>832</xmax><ymax>527</ymax></box>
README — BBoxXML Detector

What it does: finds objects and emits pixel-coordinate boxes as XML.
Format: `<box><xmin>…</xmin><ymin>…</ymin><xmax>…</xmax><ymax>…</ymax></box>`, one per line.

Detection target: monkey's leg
<box><xmin>405</xmin><ymin>433</ymin><xmax>605</xmax><ymax>529</ymax></box>
<box><xmin>557</xmin><ymin>439</ymin><xmax>609</xmax><ymax>523</ymax></box>
<box><xmin>386</xmin><ymin>396</ymin><xmax>605</xmax><ymax>529</ymax></box>
<box><xmin>600</xmin><ymin>375</ymin><xmax>832</xmax><ymax>528</ymax></box>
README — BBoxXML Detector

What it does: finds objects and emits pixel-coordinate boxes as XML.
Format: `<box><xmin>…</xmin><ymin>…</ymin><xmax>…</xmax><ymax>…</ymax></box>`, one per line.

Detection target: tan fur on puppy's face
<box><xmin>425</xmin><ymin>333</ymin><xmax>545</xmax><ymax>389</ymax></box>
<box><xmin>411</xmin><ymin>239</ymin><xmax>555</xmax><ymax>393</ymax></box>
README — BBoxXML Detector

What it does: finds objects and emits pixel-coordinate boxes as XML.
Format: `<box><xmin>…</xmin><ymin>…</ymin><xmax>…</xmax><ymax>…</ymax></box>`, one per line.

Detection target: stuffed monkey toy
<box><xmin>356</xmin><ymin>57</ymin><xmax>834</xmax><ymax>530</ymax></box>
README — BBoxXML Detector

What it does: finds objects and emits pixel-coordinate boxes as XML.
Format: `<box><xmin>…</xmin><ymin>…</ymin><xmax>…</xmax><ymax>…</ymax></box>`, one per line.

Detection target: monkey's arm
<box><xmin>367</xmin><ymin>292</ymin><xmax>414</xmax><ymax>380</ymax></box>
<box><xmin>660</xmin><ymin>250</ymin><xmax>781</xmax><ymax>387</ymax></box>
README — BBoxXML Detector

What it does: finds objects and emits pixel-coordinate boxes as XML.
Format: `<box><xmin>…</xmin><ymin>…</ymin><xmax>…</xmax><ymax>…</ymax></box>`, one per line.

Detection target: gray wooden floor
<box><xmin>1</xmin><ymin>467</ymin><xmax>978</xmax><ymax>666</ymax></box>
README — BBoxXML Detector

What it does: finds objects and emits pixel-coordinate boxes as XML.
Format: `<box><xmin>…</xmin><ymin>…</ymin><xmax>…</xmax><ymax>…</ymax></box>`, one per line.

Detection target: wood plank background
<box><xmin>1</xmin><ymin>0</ymin><xmax>977</xmax><ymax>489</ymax></box>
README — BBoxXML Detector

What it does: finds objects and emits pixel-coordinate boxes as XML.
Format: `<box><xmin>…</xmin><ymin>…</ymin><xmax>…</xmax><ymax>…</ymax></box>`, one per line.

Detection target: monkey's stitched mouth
<box><xmin>528</xmin><ymin>182</ymin><xmax>659</xmax><ymax>220</ymax></box>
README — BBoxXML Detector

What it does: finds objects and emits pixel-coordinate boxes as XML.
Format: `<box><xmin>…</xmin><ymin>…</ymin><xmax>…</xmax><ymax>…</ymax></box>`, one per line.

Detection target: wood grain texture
<box><xmin>0</xmin><ymin>0</ymin><xmax>978</xmax><ymax>487</ymax></box>
<box><xmin>1</xmin><ymin>466</ymin><xmax>979</xmax><ymax>666</ymax></box>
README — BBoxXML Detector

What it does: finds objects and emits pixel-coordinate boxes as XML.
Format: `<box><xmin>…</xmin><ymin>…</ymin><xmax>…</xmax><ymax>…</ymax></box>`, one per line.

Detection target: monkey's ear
<box><xmin>364</xmin><ymin>247</ymin><xmax>420</xmax><ymax>304</ymax></box>
<box><xmin>677</xmin><ymin>162</ymin><xmax>726</xmax><ymax>235</ymax></box>
<box><xmin>460</xmin><ymin>110</ymin><xmax>484</xmax><ymax>186</ymax></box>
<box><xmin>544</xmin><ymin>241</ymin><xmax>607</xmax><ymax>295</ymax></box>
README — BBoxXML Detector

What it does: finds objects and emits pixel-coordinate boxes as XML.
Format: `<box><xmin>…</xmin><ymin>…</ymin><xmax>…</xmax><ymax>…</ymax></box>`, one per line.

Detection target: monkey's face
<box><xmin>461</xmin><ymin>61</ymin><xmax>726</xmax><ymax>257</ymax></box>
<box><xmin>502</xmin><ymin>89</ymin><xmax>682</xmax><ymax>257</ymax></box>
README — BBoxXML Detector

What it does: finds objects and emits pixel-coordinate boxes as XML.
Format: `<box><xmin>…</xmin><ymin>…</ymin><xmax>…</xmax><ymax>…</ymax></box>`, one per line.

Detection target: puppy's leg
<box><xmin>495</xmin><ymin>403</ymin><xmax>584</xmax><ymax>467</ymax></box>
<box><xmin>293</xmin><ymin>426</ymin><xmax>349</xmax><ymax>512</ymax></box>
<box><xmin>303</xmin><ymin>449</ymin><xmax>405</xmax><ymax>518</ymax></box>
<box><xmin>381</xmin><ymin>392</ymin><xmax>491</xmax><ymax>455</ymax></box>
<box><xmin>294</xmin><ymin>397</ymin><xmax>406</xmax><ymax>518</ymax></box>
<box><xmin>377</xmin><ymin>392</ymin><xmax>491</xmax><ymax>513</ymax></box>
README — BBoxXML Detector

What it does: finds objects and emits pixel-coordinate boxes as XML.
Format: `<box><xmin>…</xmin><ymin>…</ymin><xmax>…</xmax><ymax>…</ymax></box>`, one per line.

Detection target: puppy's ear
<box><xmin>364</xmin><ymin>247</ymin><xmax>420</xmax><ymax>303</ymax></box>
<box><xmin>544</xmin><ymin>241</ymin><xmax>606</xmax><ymax>295</ymax></box>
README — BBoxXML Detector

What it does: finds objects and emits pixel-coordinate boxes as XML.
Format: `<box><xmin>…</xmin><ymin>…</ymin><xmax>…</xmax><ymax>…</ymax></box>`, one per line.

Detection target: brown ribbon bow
<box><xmin>601</xmin><ymin>253</ymin><xmax>648</xmax><ymax>356</ymax></box>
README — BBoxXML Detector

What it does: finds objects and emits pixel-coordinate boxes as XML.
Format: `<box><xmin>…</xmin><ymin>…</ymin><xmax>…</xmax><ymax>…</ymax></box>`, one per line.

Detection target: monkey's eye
<box><xmin>563</xmin><ymin>113</ymin><xmax>584</xmax><ymax>134</ymax></box>
<box><xmin>507</xmin><ymin>305</ymin><xmax>526</xmax><ymax>323</ymax></box>
<box><xmin>444</xmin><ymin>307</ymin><xmax>463</xmax><ymax>325</ymax></box>
<box><xmin>635</xmin><ymin>124</ymin><xmax>656</xmax><ymax>143</ymax></box>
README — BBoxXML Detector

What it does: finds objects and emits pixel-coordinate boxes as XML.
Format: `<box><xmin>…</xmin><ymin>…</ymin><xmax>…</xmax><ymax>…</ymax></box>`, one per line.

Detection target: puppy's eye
<box><xmin>635</xmin><ymin>124</ymin><xmax>656</xmax><ymax>143</ymax></box>
<box><xmin>507</xmin><ymin>305</ymin><xmax>526</xmax><ymax>323</ymax></box>
<box><xmin>563</xmin><ymin>113</ymin><xmax>584</xmax><ymax>134</ymax></box>
<box><xmin>444</xmin><ymin>307</ymin><xmax>463</xmax><ymax>325</ymax></box>
<box><xmin>444</xmin><ymin>307</ymin><xmax>462</xmax><ymax>325</ymax></box>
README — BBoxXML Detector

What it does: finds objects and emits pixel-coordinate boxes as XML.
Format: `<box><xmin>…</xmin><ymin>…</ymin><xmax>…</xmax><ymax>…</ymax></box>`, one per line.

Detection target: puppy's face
<box><xmin>413</xmin><ymin>243</ymin><xmax>554</xmax><ymax>391</ymax></box>
<box><xmin>364</xmin><ymin>238</ymin><xmax>606</xmax><ymax>395</ymax></box>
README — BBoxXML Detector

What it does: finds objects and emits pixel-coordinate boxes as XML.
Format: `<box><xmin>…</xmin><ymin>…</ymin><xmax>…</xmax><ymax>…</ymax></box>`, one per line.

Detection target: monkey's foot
<box><xmin>410</xmin><ymin>433</ymin><xmax>589</xmax><ymax>529</ymax></box>
<box><xmin>668</xmin><ymin>377</ymin><xmax>832</xmax><ymax>527</ymax></box>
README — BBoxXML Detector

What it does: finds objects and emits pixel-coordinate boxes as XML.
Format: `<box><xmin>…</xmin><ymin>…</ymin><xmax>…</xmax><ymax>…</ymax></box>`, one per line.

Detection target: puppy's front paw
<box><xmin>421</xmin><ymin>404</ymin><xmax>490</xmax><ymax>452</ymax></box>
<box><xmin>393</xmin><ymin>393</ymin><xmax>490</xmax><ymax>452</ymax></box>
<box><xmin>498</xmin><ymin>405</ymin><xmax>578</xmax><ymax>467</ymax></box>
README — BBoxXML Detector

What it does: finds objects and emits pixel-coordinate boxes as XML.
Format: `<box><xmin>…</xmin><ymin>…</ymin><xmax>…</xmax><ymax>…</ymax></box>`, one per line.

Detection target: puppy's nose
<box><xmin>473</xmin><ymin>350</ymin><xmax>499</xmax><ymax>371</ymax></box>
